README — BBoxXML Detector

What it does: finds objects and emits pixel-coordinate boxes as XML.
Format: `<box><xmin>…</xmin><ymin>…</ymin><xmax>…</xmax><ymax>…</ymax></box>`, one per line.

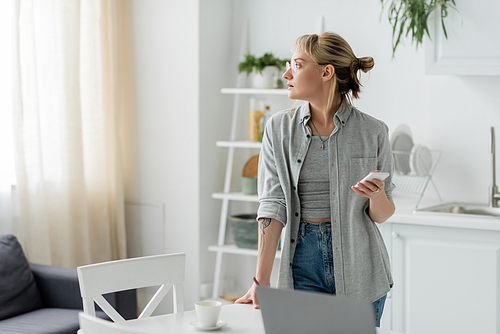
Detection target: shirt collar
<box><xmin>299</xmin><ymin>97</ymin><xmax>352</xmax><ymax>126</ymax></box>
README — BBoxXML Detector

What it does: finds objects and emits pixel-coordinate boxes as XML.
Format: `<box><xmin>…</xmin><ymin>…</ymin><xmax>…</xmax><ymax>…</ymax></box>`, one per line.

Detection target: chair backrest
<box><xmin>77</xmin><ymin>253</ymin><xmax>185</xmax><ymax>322</ymax></box>
<box><xmin>78</xmin><ymin>312</ymin><xmax>148</xmax><ymax>334</ymax></box>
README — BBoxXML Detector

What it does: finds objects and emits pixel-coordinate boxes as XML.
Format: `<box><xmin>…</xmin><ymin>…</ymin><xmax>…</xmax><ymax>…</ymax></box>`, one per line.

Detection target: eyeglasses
<box><xmin>285</xmin><ymin>60</ymin><xmax>299</xmax><ymax>74</ymax></box>
<box><xmin>286</xmin><ymin>59</ymin><xmax>325</xmax><ymax>74</ymax></box>
<box><xmin>285</xmin><ymin>61</ymin><xmax>295</xmax><ymax>73</ymax></box>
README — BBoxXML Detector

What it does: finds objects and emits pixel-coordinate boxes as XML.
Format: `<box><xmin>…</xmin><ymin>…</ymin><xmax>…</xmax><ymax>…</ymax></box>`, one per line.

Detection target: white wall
<box><xmin>198</xmin><ymin>0</ymin><xmax>233</xmax><ymax>296</ymax></box>
<box><xmin>231</xmin><ymin>0</ymin><xmax>500</xmax><ymax>204</ymax></box>
<box><xmin>128</xmin><ymin>0</ymin><xmax>200</xmax><ymax>310</ymax></box>
<box><xmin>128</xmin><ymin>0</ymin><xmax>500</xmax><ymax>304</ymax></box>
<box><xmin>199</xmin><ymin>0</ymin><xmax>233</xmax><ymax>172</ymax></box>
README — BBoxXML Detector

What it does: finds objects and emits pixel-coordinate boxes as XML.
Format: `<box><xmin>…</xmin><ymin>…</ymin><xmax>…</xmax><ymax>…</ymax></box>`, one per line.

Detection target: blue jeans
<box><xmin>292</xmin><ymin>220</ymin><xmax>386</xmax><ymax>327</ymax></box>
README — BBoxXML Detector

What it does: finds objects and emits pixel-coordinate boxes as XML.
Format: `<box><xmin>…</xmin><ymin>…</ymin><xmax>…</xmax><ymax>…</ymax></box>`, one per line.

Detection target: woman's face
<box><xmin>283</xmin><ymin>51</ymin><xmax>324</xmax><ymax>101</ymax></box>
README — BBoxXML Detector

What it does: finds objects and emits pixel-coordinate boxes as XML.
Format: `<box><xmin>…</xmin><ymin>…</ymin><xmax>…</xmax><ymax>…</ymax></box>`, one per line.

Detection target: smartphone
<box><xmin>355</xmin><ymin>172</ymin><xmax>390</xmax><ymax>189</ymax></box>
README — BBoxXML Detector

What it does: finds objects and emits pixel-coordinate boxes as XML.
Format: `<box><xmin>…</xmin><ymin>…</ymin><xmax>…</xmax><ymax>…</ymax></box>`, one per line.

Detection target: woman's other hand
<box><xmin>235</xmin><ymin>283</ymin><xmax>260</xmax><ymax>309</ymax></box>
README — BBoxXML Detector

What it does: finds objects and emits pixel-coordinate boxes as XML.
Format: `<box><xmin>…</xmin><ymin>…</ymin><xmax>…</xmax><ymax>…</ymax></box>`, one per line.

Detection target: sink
<box><xmin>413</xmin><ymin>202</ymin><xmax>500</xmax><ymax>218</ymax></box>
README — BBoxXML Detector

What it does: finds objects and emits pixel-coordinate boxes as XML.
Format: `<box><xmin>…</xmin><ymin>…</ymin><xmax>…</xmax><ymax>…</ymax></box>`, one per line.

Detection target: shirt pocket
<box><xmin>348</xmin><ymin>157</ymin><xmax>378</xmax><ymax>185</ymax></box>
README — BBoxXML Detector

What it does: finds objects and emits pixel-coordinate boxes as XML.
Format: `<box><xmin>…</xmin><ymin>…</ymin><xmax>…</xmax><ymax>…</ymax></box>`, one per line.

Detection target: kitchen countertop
<box><xmin>386</xmin><ymin>196</ymin><xmax>500</xmax><ymax>231</ymax></box>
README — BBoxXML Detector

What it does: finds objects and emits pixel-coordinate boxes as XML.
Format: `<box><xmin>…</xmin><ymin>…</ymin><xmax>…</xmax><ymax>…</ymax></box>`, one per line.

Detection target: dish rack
<box><xmin>392</xmin><ymin>150</ymin><xmax>442</xmax><ymax>208</ymax></box>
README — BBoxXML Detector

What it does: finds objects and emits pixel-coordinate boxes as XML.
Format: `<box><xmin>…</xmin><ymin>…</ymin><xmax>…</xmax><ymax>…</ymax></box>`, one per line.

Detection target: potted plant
<box><xmin>238</xmin><ymin>52</ymin><xmax>288</xmax><ymax>89</ymax></box>
<box><xmin>380</xmin><ymin>0</ymin><xmax>459</xmax><ymax>57</ymax></box>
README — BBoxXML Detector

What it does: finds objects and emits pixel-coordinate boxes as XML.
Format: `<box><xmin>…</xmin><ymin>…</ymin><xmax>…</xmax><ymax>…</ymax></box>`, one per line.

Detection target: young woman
<box><xmin>235</xmin><ymin>32</ymin><xmax>395</xmax><ymax>326</ymax></box>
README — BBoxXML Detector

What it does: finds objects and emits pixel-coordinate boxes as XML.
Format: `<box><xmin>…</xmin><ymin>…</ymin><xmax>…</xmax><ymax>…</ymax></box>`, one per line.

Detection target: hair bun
<box><xmin>357</xmin><ymin>56</ymin><xmax>374</xmax><ymax>73</ymax></box>
<box><xmin>350</xmin><ymin>58</ymin><xmax>360</xmax><ymax>71</ymax></box>
<box><xmin>349</xmin><ymin>56</ymin><xmax>374</xmax><ymax>99</ymax></box>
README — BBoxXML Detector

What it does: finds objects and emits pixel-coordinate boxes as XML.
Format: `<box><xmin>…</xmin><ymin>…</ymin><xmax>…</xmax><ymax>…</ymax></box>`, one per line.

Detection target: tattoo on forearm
<box><xmin>258</xmin><ymin>218</ymin><xmax>272</xmax><ymax>258</ymax></box>
<box><xmin>259</xmin><ymin>218</ymin><xmax>272</xmax><ymax>235</ymax></box>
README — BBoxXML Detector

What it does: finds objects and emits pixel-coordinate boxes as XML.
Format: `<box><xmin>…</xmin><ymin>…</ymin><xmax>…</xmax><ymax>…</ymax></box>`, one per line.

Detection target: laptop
<box><xmin>256</xmin><ymin>286</ymin><xmax>376</xmax><ymax>334</ymax></box>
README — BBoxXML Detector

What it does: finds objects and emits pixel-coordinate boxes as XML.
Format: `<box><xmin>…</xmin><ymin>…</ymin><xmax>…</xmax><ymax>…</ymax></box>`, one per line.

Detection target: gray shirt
<box><xmin>298</xmin><ymin>137</ymin><xmax>331</xmax><ymax>219</ymax></box>
<box><xmin>257</xmin><ymin>99</ymin><xmax>395</xmax><ymax>302</ymax></box>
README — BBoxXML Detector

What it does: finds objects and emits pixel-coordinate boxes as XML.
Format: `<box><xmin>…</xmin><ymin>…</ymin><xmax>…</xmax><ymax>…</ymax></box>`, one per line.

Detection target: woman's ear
<box><xmin>322</xmin><ymin>64</ymin><xmax>335</xmax><ymax>82</ymax></box>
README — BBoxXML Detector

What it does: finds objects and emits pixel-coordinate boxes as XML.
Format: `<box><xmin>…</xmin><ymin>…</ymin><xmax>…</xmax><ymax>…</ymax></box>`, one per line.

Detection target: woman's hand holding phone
<box><xmin>351</xmin><ymin>170</ymin><xmax>389</xmax><ymax>198</ymax></box>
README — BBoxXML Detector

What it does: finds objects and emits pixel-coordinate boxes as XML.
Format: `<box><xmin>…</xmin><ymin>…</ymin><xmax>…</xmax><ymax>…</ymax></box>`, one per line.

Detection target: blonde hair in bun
<box><xmin>292</xmin><ymin>32</ymin><xmax>374</xmax><ymax>109</ymax></box>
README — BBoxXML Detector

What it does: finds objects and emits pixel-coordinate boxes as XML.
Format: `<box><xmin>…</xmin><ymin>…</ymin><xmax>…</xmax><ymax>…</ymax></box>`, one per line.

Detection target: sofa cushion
<box><xmin>0</xmin><ymin>308</ymin><xmax>109</xmax><ymax>334</ymax></box>
<box><xmin>0</xmin><ymin>308</ymin><xmax>80</xmax><ymax>334</ymax></box>
<box><xmin>0</xmin><ymin>235</ymin><xmax>43</xmax><ymax>320</ymax></box>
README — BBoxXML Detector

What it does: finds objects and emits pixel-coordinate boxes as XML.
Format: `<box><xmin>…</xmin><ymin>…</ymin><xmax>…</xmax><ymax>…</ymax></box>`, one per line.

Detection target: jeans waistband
<box><xmin>299</xmin><ymin>220</ymin><xmax>332</xmax><ymax>236</ymax></box>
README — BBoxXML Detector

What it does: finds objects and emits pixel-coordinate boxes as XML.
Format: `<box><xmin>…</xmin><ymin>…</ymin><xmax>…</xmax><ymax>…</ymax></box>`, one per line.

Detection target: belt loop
<box><xmin>300</xmin><ymin>221</ymin><xmax>306</xmax><ymax>237</ymax></box>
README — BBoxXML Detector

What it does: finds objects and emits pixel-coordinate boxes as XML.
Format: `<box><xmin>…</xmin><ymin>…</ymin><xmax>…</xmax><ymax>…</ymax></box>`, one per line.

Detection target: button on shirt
<box><xmin>257</xmin><ymin>99</ymin><xmax>395</xmax><ymax>302</ymax></box>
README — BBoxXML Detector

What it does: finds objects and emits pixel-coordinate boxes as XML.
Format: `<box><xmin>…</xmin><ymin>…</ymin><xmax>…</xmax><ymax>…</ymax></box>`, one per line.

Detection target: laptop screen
<box><xmin>256</xmin><ymin>286</ymin><xmax>376</xmax><ymax>334</ymax></box>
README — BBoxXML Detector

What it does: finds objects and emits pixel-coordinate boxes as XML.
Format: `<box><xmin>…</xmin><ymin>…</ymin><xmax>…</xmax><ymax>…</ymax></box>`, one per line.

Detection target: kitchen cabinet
<box><xmin>425</xmin><ymin>0</ymin><xmax>500</xmax><ymax>75</ymax></box>
<box><xmin>390</xmin><ymin>222</ymin><xmax>500</xmax><ymax>334</ymax></box>
<box><xmin>209</xmin><ymin>88</ymin><xmax>289</xmax><ymax>300</ymax></box>
<box><xmin>377</xmin><ymin>222</ymin><xmax>393</xmax><ymax>330</ymax></box>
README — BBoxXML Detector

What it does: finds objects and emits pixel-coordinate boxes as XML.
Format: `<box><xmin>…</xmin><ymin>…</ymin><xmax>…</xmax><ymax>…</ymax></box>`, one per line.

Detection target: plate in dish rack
<box><xmin>410</xmin><ymin>144</ymin><xmax>432</xmax><ymax>176</ymax></box>
<box><xmin>390</xmin><ymin>124</ymin><xmax>412</xmax><ymax>150</ymax></box>
<box><xmin>393</xmin><ymin>135</ymin><xmax>414</xmax><ymax>174</ymax></box>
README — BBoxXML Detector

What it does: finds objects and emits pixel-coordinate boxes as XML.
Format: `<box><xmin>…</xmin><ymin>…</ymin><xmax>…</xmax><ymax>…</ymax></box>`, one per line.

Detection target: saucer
<box><xmin>190</xmin><ymin>320</ymin><xmax>228</xmax><ymax>331</ymax></box>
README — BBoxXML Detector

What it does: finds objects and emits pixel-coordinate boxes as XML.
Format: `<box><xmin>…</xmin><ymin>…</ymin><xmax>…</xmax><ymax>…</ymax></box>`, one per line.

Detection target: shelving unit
<box><xmin>208</xmin><ymin>244</ymin><xmax>282</xmax><ymax>259</ymax></box>
<box><xmin>216</xmin><ymin>140</ymin><xmax>262</xmax><ymax>149</ymax></box>
<box><xmin>221</xmin><ymin>88</ymin><xmax>289</xmax><ymax>95</ymax></box>
<box><xmin>212</xmin><ymin>192</ymin><xmax>258</xmax><ymax>202</ymax></box>
<box><xmin>209</xmin><ymin>88</ymin><xmax>288</xmax><ymax>300</ymax></box>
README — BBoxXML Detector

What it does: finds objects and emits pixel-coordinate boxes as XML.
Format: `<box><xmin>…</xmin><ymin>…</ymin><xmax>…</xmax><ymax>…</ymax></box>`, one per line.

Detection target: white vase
<box><xmin>252</xmin><ymin>66</ymin><xmax>278</xmax><ymax>89</ymax></box>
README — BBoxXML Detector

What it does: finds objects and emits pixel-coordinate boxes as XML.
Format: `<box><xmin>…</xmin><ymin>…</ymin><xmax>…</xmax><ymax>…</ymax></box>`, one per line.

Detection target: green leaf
<box><xmin>238</xmin><ymin>52</ymin><xmax>285</xmax><ymax>75</ymax></box>
<box><xmin>380</xmin><ymin>0</ymin><xmax>459</xmax><ymax>57</ymax></box>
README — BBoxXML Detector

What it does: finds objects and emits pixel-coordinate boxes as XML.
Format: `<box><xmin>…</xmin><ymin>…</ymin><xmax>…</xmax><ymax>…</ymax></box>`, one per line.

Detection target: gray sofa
<box><xmin>0</xmin><ymin>234</ymin><xmax>137</xmax><ymax>334</ymax></box>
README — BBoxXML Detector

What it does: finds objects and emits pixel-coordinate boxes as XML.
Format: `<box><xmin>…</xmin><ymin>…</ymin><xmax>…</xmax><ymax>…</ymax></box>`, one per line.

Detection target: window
<box><xmin>0</xmin><ymin>0</ymin><xmax>16</xmax><ymax>188</ymax></box>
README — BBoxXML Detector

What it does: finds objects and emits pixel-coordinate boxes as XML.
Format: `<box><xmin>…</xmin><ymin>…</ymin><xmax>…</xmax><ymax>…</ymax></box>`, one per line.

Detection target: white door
<box><xmin>391</xmin><ymin>223</ymin><xmax>500</xmax><ymax>334</ymax></box>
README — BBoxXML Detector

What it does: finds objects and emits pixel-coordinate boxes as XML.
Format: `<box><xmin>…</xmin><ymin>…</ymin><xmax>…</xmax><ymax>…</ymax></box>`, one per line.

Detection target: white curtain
<box><xmin>11</xmin><ymin>0</ymin><xmax>132</xmax><ymax>267</ymax></box>
<box><xmin>0</xmin><ymin>1</ymin><xmax>16</xmax><ymax>235</ymax></box>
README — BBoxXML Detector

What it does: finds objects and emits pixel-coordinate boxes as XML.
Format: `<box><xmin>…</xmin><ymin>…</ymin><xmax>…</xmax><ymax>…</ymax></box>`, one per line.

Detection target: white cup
<box><xmin>194</xmin><ymin>300</ymin><xmax>222</xmax><ymax>327</ymax></box>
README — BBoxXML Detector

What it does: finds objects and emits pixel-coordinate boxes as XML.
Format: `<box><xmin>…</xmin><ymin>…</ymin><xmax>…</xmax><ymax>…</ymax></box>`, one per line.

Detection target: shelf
<box><xmin>221</xmin><ymin>88</ymin><xmax>289</xmax><ymax>95</ymax></box>
<box><xmin>208</xmin><ymin>244</ymin><xmax>281</xmax><ymax>259</ymax></box>
<box><xmin>212</xmin><ymin>192</ymin><xmax>259</xmax><ymax>202</ymax></box>
<box><xmin>216</xmin><ymin>141</ymin><xmax>262</xmax><ymax>149</ymax></box>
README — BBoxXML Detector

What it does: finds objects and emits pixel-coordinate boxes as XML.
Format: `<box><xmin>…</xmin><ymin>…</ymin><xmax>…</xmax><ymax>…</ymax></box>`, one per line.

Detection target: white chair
<box><xmin>78</xmin><ymin>312</ymin><xmax>148</xmax><ymax>334</ymax></box>
<box><xmin>77</xmin><ymin>253</ymin><xmax>185</xmax><ymax>322</ymax></box>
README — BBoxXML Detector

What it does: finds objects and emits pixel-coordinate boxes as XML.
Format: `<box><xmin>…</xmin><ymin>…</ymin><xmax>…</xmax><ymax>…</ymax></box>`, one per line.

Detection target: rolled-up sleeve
<box><xmin>256</xmin><ymin>121</ymin><xmax>287</xmax><ymax>226</ymax></box>
<box><xmin>378</xmin><ymin>123</ymin><xmax>396</xmax><ymax>202</ymax></box>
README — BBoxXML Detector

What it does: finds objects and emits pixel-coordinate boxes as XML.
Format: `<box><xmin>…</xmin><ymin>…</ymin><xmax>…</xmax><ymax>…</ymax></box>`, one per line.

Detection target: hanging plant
<box><xmin>380</xmin><ymin>0</ymin><xmax>459</xmax><ymax>57</ymax></box>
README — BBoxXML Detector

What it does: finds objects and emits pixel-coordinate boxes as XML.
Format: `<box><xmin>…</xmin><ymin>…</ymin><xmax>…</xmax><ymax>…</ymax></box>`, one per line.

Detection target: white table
<box><xmin>122</xmin><ymin>304</ymin><xmax>403</xmax><ymax>333</ymax></box>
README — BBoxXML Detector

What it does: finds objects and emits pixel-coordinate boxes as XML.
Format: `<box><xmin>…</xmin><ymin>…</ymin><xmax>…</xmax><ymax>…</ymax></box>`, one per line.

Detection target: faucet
<box><xmin>490</xmin><ymin>127</ymin><xmax>500</xmax><ymax>207</ymax></box>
